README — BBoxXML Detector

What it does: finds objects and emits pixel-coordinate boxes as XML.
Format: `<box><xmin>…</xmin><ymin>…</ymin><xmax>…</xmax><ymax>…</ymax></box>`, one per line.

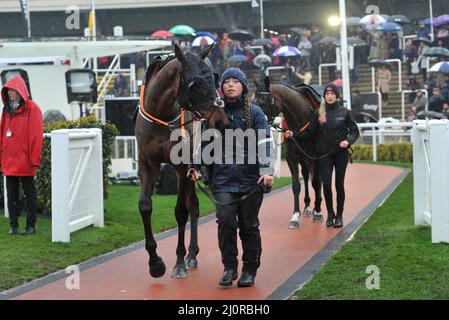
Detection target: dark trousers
<box><xmin>319</xmin><ymin>149</ymin><xmax>349</xmax><ymax>217</ymax></box>
<box><xmin>214</xmin><ymin>192</ymin><xmax>263</xmax><ymax>275</ymax></box>
<box><xmin>6</xmin><ymin>176</ymin><xmax>38</xmax><ymax>229</ymax></box>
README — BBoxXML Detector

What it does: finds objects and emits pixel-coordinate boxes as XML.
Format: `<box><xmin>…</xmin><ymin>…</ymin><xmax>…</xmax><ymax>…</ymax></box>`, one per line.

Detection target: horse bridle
<box><xmin>255</xmin><ymin>91</ymin><xmax>277</xmax><ymax>126</ymax></box>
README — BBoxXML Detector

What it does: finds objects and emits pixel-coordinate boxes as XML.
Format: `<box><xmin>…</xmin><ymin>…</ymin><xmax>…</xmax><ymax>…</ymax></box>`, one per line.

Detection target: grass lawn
<box><xmin>295</xmin><ymin>161</ymin><xmax>449</xmax><ymax>300</ymax></box>
<box><xmin>0</xmin><ymin>177</ymin><xmax>292</xmax><ymax>291</ymax></box>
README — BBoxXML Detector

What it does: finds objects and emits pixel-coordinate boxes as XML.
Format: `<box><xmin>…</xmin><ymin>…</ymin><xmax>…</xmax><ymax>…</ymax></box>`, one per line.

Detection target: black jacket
<box><xmin>191</xmin><ymin>97</ymin><xmax>275</xmax><ymax>193</ymax></box>
<box><xmin>293</xmin><ymin>102</ymin><xmax>360</xmax><ymax>155</ymax></box>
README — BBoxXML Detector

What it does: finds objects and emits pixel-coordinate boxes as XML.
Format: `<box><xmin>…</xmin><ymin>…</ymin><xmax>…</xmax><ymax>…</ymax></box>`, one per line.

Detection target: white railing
<box><xmin>96</xmin><ymin>54</ymin><xmax>120</xmax><ymax>104</ymax></box>
<box><xmin>371</xmin><ymin>58</ymin><xmax>402</xmax><ymax>93</ymax></box>
<box><xmin>51</xmin><ymin>129</ymin><xmax>104</xmax><ymax>242</ymax></box>
<box><xmin>412</xmin><ymin>119</ymin><xmax>449</xmax><ymax>243</ymax></box>
<box><xmin>401</xmin><ymin>89</ymin><xmax>429</xmax><ymax>121</ymax></box>
<box><xmin>357</xmin><ymin>122</ymin><xmax>413</xmax><ymax>161</ymax></box>
<box><xmin>318</xmin><ymin>63</ymin><xmax>337</xmax><ymax>85</ymax></box>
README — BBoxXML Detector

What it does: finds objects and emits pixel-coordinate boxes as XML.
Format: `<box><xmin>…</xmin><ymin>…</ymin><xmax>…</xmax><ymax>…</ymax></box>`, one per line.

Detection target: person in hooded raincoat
<box><xmin>1</xmin><ymin>76</ymin><xmax>43</xmax><ymax>235</ymax></box>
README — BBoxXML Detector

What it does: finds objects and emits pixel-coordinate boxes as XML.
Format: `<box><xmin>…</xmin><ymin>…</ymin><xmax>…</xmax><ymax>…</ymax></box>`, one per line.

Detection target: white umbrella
<box><xmin>360</xmin><ymin>14</ymin><xmax>387</xmax><ymax>30</ymax></box>
<box><xmin>428</xmin><ymin>61</ymin><xmax>449</xmax><ymax>73</ymax></box>
<box><xmin>192</xmin><ymin>36</ymin><xmax>214</xmax><ymax>47</ymax></box>
<box><xmin>273</xmin><ymin>46</ymin><xmax>302</xmax><ymax>57</ymax></box>
<box><xmin>253</xmin><ymin>54</ymin><xmax>272</xmax><ymax>67</ymax></box>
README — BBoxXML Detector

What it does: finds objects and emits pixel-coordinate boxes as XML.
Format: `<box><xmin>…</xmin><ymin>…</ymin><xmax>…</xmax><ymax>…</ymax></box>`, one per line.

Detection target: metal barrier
<box><xmin>401</xmin><ymin>89</ymin><xmax>429</xmax><ymax>121</ymax></box>
<box><xmin>371</xmin><ymin>58</ymin><xmax>402</xmax><ymax>93</ymax></box>
<box><xmin>357</xmin><ymin>122</ymin><xmax>413</xmax><ymax>161</ymax></box>
<box><xmin>318</xmin><ymin>63</ymin><xmax>337</xmax><ymax>85</ymax></box>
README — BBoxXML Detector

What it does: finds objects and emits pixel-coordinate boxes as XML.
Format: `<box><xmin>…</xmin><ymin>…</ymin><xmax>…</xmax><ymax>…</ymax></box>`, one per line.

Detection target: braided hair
<box><xmin>243</xmin><ymin>92</ymin><xmax>252</xmax><ymax>130</ymax></box>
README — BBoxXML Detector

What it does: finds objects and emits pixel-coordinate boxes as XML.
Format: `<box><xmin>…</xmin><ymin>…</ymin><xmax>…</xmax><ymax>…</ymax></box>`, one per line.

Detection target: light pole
<box><xmin>339</xmin><ymin>0</ymin><xmax>351</xmax><ymax>109</ymax></box>
<box><xmin>260</xmin><ymin>0</ymin><xmax>264</xmax><ymax>39</ymax></box>
<box><xmin>429</xmin><ymin>0</ymin><xmax>434</xmax><ymax>41</ymax></box>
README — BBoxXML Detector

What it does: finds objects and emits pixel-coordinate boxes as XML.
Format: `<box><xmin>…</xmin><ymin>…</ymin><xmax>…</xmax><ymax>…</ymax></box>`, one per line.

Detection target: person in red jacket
<box><xmin>1</xmin><ymin>76</ymin><xmax>43</xmax><ymax>235</ymax></box>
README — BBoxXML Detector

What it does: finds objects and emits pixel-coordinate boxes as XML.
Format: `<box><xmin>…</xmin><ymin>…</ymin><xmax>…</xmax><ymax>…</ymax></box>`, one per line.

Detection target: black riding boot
<box><xmin>326</xmin><ymin>212</ymin><xmax>335</xmax><ymax>228</ymax></box>
<box><xmin>334</xmin><ymin>213</ymin><xmax>343</xmax><ymax>228</ymax></box>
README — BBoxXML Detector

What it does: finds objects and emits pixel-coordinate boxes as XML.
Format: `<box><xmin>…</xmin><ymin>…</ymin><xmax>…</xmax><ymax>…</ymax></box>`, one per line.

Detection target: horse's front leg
<box><xmin>138</xmin><ymin>159</ymin><xmax>165</xmax><ymax>278</ymax></box>
<box><xmin>185</xmin><ymin>176</ymin><xmax>200</xmax><ymax>269</ymax></box>
<box><xmin>171</xmin><ymin>165</ymin><xmax>190</xmax><ymax>278</ymax></box>
<box><xmin>286</xmin><ymin>148</ymin><xmax>301</xmax><ymax>229</ymax></box>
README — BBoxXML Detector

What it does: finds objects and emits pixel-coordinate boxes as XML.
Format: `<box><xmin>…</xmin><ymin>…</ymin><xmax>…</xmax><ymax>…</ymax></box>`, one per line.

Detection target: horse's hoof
<box><xmin>185</xmin><ymin>257</ymin><xmax>198</xmax><ymax>269</ymax></box>
<box><xmin>288</xmin><ymin>221</ymin><xmax>299</xmax><ymax>229</ymax></box>
<box><xmin>171</xmin><ymin>265</ymin><xmax>188</xmax><ymax>278</ymax></box>
<box><xmin>313</xmin><ymin>214</ymin><xmax>323</xmax><ymax>223</ymax></box>
<box><xmin>304</xmin><ymin>207</ymin><xmax>313</xmax><ymax>216</ymax></box>
<box><xmin>149</xmin><ymin>258</ymin><xmax>166</xmax><ymax>278</ymax></box>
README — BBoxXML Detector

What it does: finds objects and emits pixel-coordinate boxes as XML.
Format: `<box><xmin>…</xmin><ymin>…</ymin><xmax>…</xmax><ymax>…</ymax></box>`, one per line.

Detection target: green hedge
<box><xmin>0</xmin><ymin>116</ymin><xmax>119</xmax><ymax>214</ymax></box>
<box><xmin>351</xmin><ymin>142</ymin><xmax>413</xmax><ymax>163</ymax></box>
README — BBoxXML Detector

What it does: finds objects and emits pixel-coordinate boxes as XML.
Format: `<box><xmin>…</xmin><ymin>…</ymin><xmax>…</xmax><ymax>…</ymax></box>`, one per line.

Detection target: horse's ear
<box><xmin>174</xmin><ymin>43</ymin><xmax>188</xmax><ymax>67</ymax></box>
<box><xmin>264</xmin><ymin>76</ymin><xmax>271</xmax><ymax>91</ymax></box>
<box><xmin>199</xmin><ymin>43</ymin><xmax>214</xmax><ymax>59</ymax></box>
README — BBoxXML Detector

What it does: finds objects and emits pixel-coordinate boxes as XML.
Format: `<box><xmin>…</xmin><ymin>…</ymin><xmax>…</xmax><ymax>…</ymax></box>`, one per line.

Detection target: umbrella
<box><xmin>437</xmin><ymin>29</ymin><xmax>449</xmax><ymax>38</ymax></box>
<box><xmin>169</xmin><ymin>25</ymin><xmax>196</xmax><ymax>36</ymax></box>
<box><xmin>273</xmin><ymin>46</ymin><xmax>302</xmax><ymax>57</ymax></box>
<box><xmin>318</xmin><ymin>36</ymin><xmax>339</xmax><ymax>45</ymax></box>
<box><xmin>412</xmin><ymin>37</ymin><xmax>432</xmax><ymax>45</ymax></box>
<box><xmin>195</xmin><ymin>31</ymin><xmax>214</xmax><ymax>38</ymax></box>
<box><xmin>332</xmin><ymin>79</ymin><xmax>343</xmax><ymax>87</ymax></box>
<box><xmin>428</xmin><ymin>61</ymin><xmax>449</xmax><ymax>73</ymax></box>
<box><xmin>347</xmin><ymin>37</ymin><xmax>367</xmax><ymax>46</ymax></box>
<box><xmin>368</xmin><ymin>59</ymin><xmax>391</xmax><ymax>67</ymax></box>
<box><xmin>192</xmin><ymin>36</ymin><xmax>214</xmax><ymax>47</ymax></box>
<box><xmin>151</xmin><ymin>30</ymin><xmax>174</xmax><ymax>38</ymax></box>
<box><xmin>228</xmin><ymin>54</ymin><xmax>248</xmax><ymax>62</ymax></box>
<box><xmin>387</xmin><ymin>15</ymin><xmax>411</xmax><ymax>24</ymax></box>
<box><xmin>228</xmin><ymin>29</ymin><xmax>254</xmax><ymax>41</ymax></box>
<box><xmin>359</xmin><ymin>111</ymin><xmax>378</xmax><ymax>122</ymax></box>
<box><xmin>421</xmin><ymin>18</ymin><xmax>431</xmax><ymax>25</ymax></box>
<box><xmin>346</xmin><ymin>17</ymin><xmax>361</xmax><ymax>26</ymax></box>
<box><xmin>289</xmin><ymin>27</ymin><xmax>304</xmax><ymax>35</ymax></box>
<box><xmin>374</xmin><ymin>22</ymin><xmax>403</xmax><ymax>32</ymax></box>
<box><xmin>253</xmin><ymin>53</ymin><xmax>272</xmax><ymax>67</ymax></box>
<box><xmin>381</xmin><ymin>14</ymin><xmax>390</xmax><ymax>21</ymax></box>
<box><xmin>423</xmin><ymin>47</ymin><xmax>449</xmax><ymax>58</ymax></box>
<box><xmin>253</xmin><ymin>38</ymin><xmax>274</xmax><ymax>46</ymax></box>
<box><xmin>432</xmin><ymin>14</ymin><xmax>449</xmax><ymax>27</ymax></box>
<box><xmin>359</xmin><ymin>14</ymin><xmax>386</xmax><ymax>29</ymax></box>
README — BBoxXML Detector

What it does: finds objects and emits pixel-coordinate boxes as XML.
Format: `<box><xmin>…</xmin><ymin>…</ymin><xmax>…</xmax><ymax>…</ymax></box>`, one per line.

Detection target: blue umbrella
<box><xmin>195</xmin><ymin>31</ymin><xmax>214</xmax><ymax>38</ymax></box>
<box><xmin>428</xmin><ymin>61</ymin><xmax>449</xmax><ymax>73</ymax></box>
<box><xmin>228</xmin><ymin>54</ymin><xmax>248</xmax><ymax>62</ymax></box>
<box><xmin>374</xmin><ymin>22</ymin><xmax>403</xmax><ymax>32</ymax></box>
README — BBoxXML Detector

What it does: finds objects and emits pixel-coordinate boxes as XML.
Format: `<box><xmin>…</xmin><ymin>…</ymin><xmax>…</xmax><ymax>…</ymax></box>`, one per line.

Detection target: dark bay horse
<box><xmin>254</xmin><ymin>77</ymin><xmax>323</xmax><ymax>228</ymax></box>
<box><xmin>135</xmin><ymin>44</ymin><xmax>228</xmax><ymax>279</ymax></box>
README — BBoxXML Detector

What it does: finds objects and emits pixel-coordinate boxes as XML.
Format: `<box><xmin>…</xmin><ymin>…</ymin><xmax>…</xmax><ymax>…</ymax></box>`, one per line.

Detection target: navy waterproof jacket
<box><xmin>192</xmin><ymin>97</ymin><xmax>275</xmax><ymax>193</ymax></box>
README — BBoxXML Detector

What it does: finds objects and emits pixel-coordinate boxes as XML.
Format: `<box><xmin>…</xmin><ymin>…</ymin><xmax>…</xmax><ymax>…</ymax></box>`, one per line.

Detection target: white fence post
<box><xmin>3</xmin><ymin>176</ymin><xmax>8</xmax><ymax>218</ymax></box>
<box><xmin>52</xmin><ymin>130</ymin><xmax>71</xmax><ymax>242</ymax></box>
<box><xmin>51</xmin><ymin>128</ymin><xmax>104</xmax><ymax>242</ymax></box>
<box><xmin>412</xmin><ymin>119</ymin><xmax>449</xmax><ymax>243</ymax></box>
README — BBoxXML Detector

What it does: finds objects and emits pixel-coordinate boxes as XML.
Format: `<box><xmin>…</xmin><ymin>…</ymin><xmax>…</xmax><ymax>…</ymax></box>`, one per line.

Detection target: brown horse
<box><xmin>135</xmin><ymin>44</ymin><xmax>228</xmax><ymax>279</ymax></box>
<box><xmin>254</xmin><ymin>77</ymin><xmax>323</xmax><ymax>228</ymax></box>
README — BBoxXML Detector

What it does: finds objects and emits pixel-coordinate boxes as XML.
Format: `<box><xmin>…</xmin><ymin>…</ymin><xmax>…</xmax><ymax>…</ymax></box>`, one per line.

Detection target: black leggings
<box><xmin>214</xmin><ymin>192</ymin><xmax>263</xmax><ymax>275</ymax></box>
<box><xmin>6</xmin><ymin>176</ymin><xmax>38</xmax><ymax>228</ymax></box>
<box><xmin>319</xmin><ymin>149</ymin><xmax>349</xmax><ymax>217</ymax></box>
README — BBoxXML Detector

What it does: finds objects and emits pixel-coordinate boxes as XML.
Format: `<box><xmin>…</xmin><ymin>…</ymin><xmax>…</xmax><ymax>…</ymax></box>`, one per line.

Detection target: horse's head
<box><xmin>175</xmin><ymin>44</ymin><xmax>228</xmax><ymax>130</ymax></box>
<box><xmin>253</xmin><ymin>75</ymin><xmax>279</xmax><ymax>125</ymax></box>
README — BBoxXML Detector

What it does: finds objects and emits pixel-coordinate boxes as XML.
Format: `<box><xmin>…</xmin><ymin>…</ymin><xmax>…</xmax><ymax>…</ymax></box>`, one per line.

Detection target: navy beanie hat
<box><xmin>323</xmin><ymin>83</ymin><xmax>340</xmax><ymax>99</ymax></box>
<box><xmin>220</xmin><ymin>67</ymin><xmax>249</xmax><ymax>93</ymax></box>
